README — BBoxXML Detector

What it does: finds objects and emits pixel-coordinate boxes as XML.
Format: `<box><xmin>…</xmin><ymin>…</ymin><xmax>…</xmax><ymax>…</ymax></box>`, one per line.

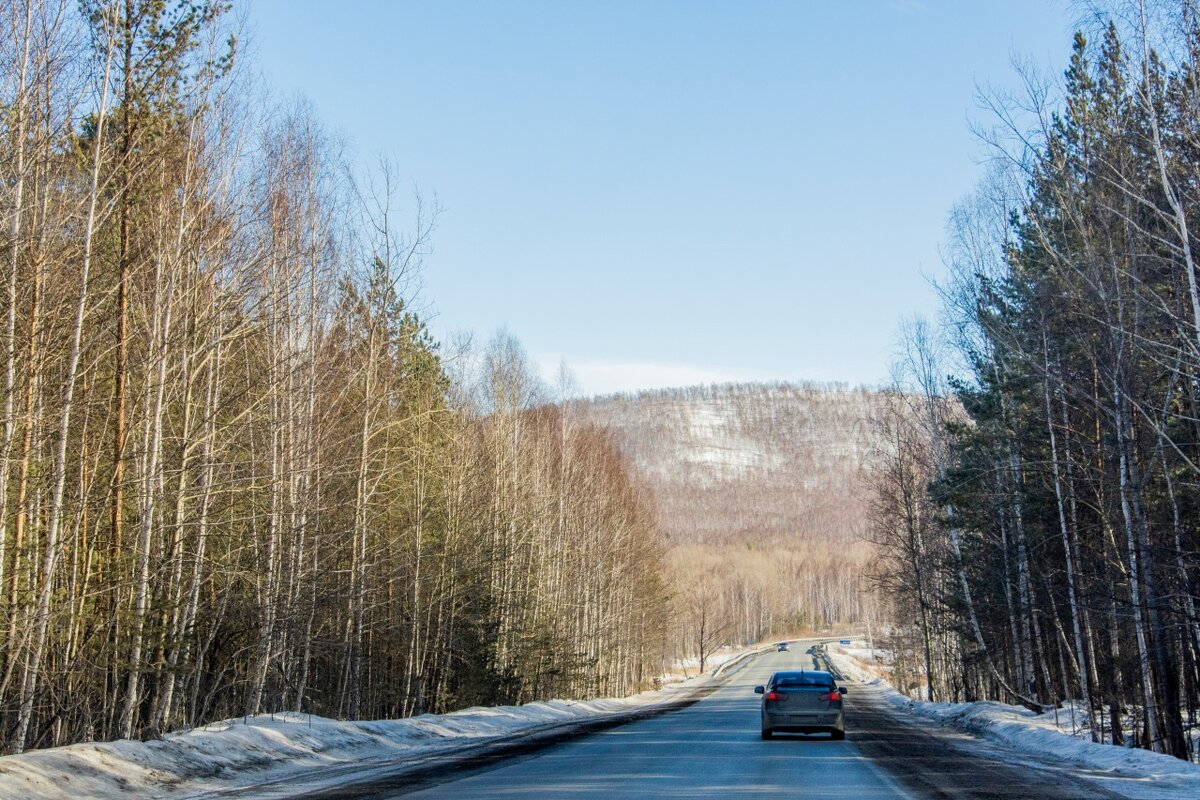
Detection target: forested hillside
<box><xmin>867</xmin><ymin>7</ymin><xmax>1200</xmax><ymax>761</ymax></box>
<box><xmin>577</xmin><ymin>383</ymin><xmax>884</xmax><ymax>663</ymax></box>
<box><xmin>0</xmin><ymin>0</ymin><xmax>666</xmax><ymax>754</ymax></box>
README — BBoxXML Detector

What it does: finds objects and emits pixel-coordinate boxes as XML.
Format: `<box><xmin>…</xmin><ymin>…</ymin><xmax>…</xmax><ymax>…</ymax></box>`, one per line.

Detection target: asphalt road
<box><xmin>366</xmin><ymin>641</ymin><xmax>906</xmax><ymax>799</ymax></box>
<box><xmin>309</xmin><ymin>641</ymin><xmax>1127</xmax><ymax>800</ymax></box>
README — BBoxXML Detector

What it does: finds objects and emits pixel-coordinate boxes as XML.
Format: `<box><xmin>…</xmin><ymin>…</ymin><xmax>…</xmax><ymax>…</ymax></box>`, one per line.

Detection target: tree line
<box><xmin>0</xmin><ymin>0</ymin><xmax>667</xmax><ymax>754</ymax></box>
<box><xmin>869</xmin><ymin>2</ymin><xmax>1200</xmax><ymax>761</ymax></box>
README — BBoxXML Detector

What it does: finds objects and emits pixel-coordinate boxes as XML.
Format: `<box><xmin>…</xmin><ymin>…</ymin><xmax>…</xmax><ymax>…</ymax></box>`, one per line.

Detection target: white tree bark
<box><xmin>12</xmin><ymin>8</ymin><xmax>114</xmax><ymax>751</ymax></box>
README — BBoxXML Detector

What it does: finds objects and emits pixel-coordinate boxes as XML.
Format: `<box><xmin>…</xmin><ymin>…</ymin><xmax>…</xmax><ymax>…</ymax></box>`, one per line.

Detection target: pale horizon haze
<box><xmin>246</xmin><ymin>0</ymin><xmax>1080</xmax><ymax>396</ymax></box>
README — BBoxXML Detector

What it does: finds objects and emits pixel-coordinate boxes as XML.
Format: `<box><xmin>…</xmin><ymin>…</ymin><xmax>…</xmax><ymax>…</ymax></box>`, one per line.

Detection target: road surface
<box><xmin>304</xmin><ymin>641</ymin><xmax>1126</xmax><ymax>799</ymax></box>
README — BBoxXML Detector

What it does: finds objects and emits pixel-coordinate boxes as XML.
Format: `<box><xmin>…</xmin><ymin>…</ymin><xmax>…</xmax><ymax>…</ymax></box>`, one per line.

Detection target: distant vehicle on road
<box><xmin>755</xmin><ymin>670</ymin><xmax>846</xmax><ymax>740</ymax></box>
<box><xmin>776</xmin><ymin>642</ymin><xmax>789</xmax><ymax>652</ymax></box>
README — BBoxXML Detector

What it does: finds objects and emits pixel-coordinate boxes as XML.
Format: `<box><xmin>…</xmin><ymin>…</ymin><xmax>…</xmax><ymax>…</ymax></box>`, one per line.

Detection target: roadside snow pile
<box><xmin>841</xmin><ymin>645</ymin><xmax>892</xmax><ymax>664</ymax></box>
<box><xmin>828</xmin><ymin>643</ymin><xmax>1200</xmax><ymax>797</ymax></box>
<box><xmin>833</xmin><ymin>645</ymin><xmax>891</xmax><ymax>682</ymax></box>
<box><xmin>0</xmin><ymin>675</ymin><xmax>722</xmax><ymax>800</ymax></box>
<box><xmin>660</xmin><ymin>642</ymin><xmax>764</xmax><ymax>684</ymax></box>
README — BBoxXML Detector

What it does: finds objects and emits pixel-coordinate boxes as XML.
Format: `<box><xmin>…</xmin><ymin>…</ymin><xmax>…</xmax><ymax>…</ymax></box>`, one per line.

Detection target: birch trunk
<box><xmin>1114</xmin><ymin>382</ymin><xmax>1161</xmax><ymax>752</ymax></box>
<box><xmin>11</xmin><ymin>17</ymin><xmax>113</xmax><ymax>751</ymax></box>
<box><xmin>119</xmin><ymin>214</ymin><xmax>176</xmax><ymax>739</ymax></box>
<box><xmin>0</xmin><ymin>0</ymin><xmax>34</xmax><ymax>612</ymax></box>
<box><xmin>1042</xmin><ymin>353</ymin><xmax>1096</xmax><ymax>737</ymax></box>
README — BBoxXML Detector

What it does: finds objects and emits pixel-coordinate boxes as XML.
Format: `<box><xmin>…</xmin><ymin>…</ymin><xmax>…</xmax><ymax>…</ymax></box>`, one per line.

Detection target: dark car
<box><xmin>755</xmin><ymin>669</ymin><xmax>846</xmax><ymax>740</ymax></box>
<box><xmin>776</xmin><ymin>641</ymin><xmax>789</xmax><ymax>652</ymax></box>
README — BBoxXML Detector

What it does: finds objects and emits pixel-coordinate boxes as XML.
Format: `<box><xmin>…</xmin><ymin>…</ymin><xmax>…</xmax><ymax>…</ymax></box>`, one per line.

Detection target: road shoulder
<box><xmin>844</xmin><ymin>679</ymin><xmax>1131</xmax><ymax>800</ymax></box>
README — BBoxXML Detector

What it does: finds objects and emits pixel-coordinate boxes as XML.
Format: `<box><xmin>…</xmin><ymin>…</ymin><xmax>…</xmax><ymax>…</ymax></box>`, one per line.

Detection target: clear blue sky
<box><xmin>246</xmin><ymin>0</ymin><xmax>1078</xmax><ymax>395</ymax></box>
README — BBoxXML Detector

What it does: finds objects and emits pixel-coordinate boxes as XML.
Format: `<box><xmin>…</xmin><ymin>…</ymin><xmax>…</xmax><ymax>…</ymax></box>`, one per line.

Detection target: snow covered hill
<box><xmin>574</xmin><ymin>382</ymin><xmax>887</xmax><ymax>637</ymax></box>
<box><xmin>575</xmin><ymin>381</ymin><xmax>884</xmax><ymax>546</ymax></box>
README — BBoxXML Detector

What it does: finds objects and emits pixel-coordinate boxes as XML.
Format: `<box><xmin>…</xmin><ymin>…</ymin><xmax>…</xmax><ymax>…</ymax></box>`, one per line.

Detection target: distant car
<box><xmin>755</xmin><ymin>670</ymin><xmax>846</xmax><ymax>740</ymax></box>
<box><xmin>776</xmin><ymin>642</ymin><xmax>789</xmax><ymax>652</ymax></box>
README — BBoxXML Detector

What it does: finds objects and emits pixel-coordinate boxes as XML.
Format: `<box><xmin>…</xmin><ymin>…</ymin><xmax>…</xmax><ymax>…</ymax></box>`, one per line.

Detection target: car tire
<box><xmin>831</xmin><ymin>728</ymin><xmax>845</xmax><ymax>741</ymax></box>
<box><xmin>761</xmin><ymin>729</ymin><xmax>773</xmax><ymax>740</ymax></box>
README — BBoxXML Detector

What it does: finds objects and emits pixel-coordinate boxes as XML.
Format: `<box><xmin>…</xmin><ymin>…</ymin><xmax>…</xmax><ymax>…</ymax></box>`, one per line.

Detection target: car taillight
<box><xmin>826</xmin><ymin>691</ymin><xmax>841</xmax><ymax>701</ymax></box>
<box><xmin>766</xmin><ymin>691</ymin><xmax>784</xmax><ymax>701</ymax></box>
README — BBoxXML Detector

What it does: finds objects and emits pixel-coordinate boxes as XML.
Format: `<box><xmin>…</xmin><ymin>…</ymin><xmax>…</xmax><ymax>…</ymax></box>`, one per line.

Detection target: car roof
<box><xmin>769</xmin><ymin>670</ymin><xmax>835</xmax><ymax>684</ymax></box>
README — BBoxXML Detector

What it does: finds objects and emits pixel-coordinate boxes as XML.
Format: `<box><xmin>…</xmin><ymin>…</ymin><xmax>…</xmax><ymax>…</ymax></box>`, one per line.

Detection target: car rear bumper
<box><xmin>765</xmin><ymin>724</ymin><xmax>842</xmax><ymax>734</ymax></box>
<box><xmin>762</xmin><ymin>711</ymin><xmax>843</xmax><ymax>732</ymax></box>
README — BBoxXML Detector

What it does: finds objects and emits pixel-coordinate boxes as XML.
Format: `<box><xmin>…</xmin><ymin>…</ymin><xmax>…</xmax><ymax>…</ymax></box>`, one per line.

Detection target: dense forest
<box><xmin>868</xmin><ymin>3</ymin><xmax>1200</xmax><ymax>761</ymax></box>
<box><xmin>0</xmin><ymin>0</ymin><xmax>667</xmax><ymax>754</ymax></box>
<box><xmin>579</xmin><ymin>383</ymin><xmax>883</xmax><ymax>668</ymax></box>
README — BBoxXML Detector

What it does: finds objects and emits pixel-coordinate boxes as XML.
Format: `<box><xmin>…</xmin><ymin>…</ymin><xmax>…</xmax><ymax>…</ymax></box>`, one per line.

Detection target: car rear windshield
<box><xmin>772</xmin><ymin>673</ymin><xmax>835</xmax><ymax>689</ymax></box>
<box><xmin>775</xmin><ymin>679</ymin><xmax>834</xmax><ymax>688</ymax></box>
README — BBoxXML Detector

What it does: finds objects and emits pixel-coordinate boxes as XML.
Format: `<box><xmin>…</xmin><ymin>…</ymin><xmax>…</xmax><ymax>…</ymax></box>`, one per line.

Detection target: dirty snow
<box><xmin>829</xmin><ymin>642</ymin><xmax>1200</xmax><ymax>800</ymax></box>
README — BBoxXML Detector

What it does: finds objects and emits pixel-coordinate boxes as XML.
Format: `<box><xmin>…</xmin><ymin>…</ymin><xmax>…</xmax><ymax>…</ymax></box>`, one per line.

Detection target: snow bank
<box><xmin>0</xmin><ymin>648</ymin><xmax>762</xmax><ymax>800</ymax></box>
<box><xmin>660</xmin><ymin>642</ymin><xmax>762</xmax><ymax>683</ymax></box>
<box><xmin>828</xmin><ymin>643</ymin><xmax>1200</xmax><ymax>799</ymax></box>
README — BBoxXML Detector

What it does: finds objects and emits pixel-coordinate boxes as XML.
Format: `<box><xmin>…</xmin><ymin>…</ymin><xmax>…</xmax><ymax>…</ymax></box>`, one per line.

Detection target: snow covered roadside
<box><xmin>828</xmin><ymin>642</ymin><xmax>1200</xmax><ymax>800</ymax></box>
<box><xmin>660</xmin><ymin>642</ymin><xmax>765</xmax><ymax>683</ymax></box>
<box><xmin>0</xmin><ymin>645</ymin><xmax>768</xmax><ymax>800</ymax></box>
